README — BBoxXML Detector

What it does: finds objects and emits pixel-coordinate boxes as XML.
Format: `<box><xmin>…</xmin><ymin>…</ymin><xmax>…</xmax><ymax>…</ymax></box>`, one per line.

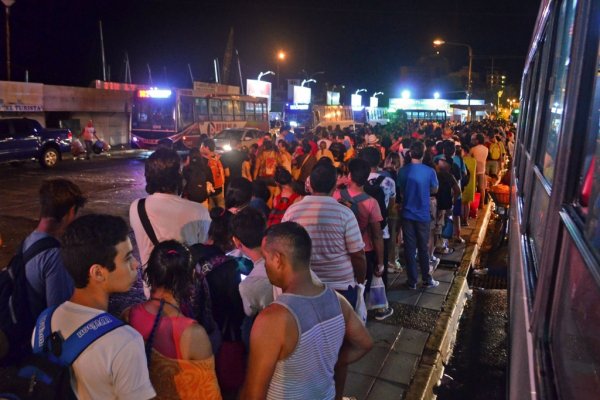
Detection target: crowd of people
<box><xmin>2</xmin><ymin>116</ymin><xmax>514</xmax><ymax>399</ymax></box>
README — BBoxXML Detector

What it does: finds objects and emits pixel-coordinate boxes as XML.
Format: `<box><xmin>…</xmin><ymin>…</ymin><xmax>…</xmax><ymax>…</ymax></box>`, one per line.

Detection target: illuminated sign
<box><xmin>289</xmin><ymin>104</ymin><xmax>310</xmax><ymax>110</ymax></box>
<box><xmin>293</xmin><ymin>86</ymin><xmax>311</xmax><ymax>104</ymax></box>
<box><xmin>351</xmin><ymin>94</ymin><xmax>363</xmax><ymax>110</ymax></box>
<box><xmin>247</xmin><ymin>79</ymin><xmax>272</xmax><ymax>111</ymax></box>
<box><xmin>369</xmin><ymin>97</ymin><xmax>379</xmax><ymax>108</ymax></box>
<box><xmin>327</xmin><ymin>91</ymin><xmax>340</xmax><ymax>105</ymax></box>
<box><xmin>137</xmin><ymin>88</ymin><xmax>172</xmax><ymax>98</ymax></box>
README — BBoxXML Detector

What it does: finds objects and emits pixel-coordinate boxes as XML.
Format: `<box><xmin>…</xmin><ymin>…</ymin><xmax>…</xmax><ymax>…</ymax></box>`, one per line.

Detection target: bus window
<box><xmin>194</xmin><ymin>98</ymin><xmax>208</xmax><ymax>122</ymax></box>
<box><xmin>233</xmin><ymin>101</ymin><xmax>244</xmax><ymax>121</ymax></box>
<box><xmin>580</xmin><ymin>52</ymin><xmax>600</xmax><ymax>255</ymax></box>
<box><xmin>246</xmin><ymin>102</ymin><xmax>255</xmax><ymax>121</ymax></box>
<box><xmin>549</xmin><ymin>235</ymin><xmax>600</xmax><ymax>399</ymax></box>
<box><xmin>209</xmin><ymin>99</ymin><xmax>221</xmax><ymax>119</ymax></box>
<box><xmin>537</xmin><ymin>0</ymin><xmax>577</xmax><ymax>185</ymax></box>
<box><xmin>256</xmin><ymin>103</ymin><xmax>265</xmax><ymax>121</ymax></box>
<box><xmin>179</xmin><ymin>96</ymin><xmax>194</xmax><ymax>128</ymax></box>
<box><xmin>222</xmin><ymin>100</ymin><xmax>233</xmax><ymax>121</ymax></box>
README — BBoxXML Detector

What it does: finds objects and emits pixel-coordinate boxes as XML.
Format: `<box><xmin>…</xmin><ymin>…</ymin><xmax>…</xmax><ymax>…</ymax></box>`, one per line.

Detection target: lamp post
<box><xmin>301</xmin><ymin>78</ymin><xmax>316</xmax><ymax>87</ymax></box>
<box><xmin>2</xmin><ymin>0</ymin><xmax>15</xmax><ymax>81</ymax></box>
<box><xmin>373</xmin><ymin>91</ymin><xmax>384</xmax><ymax>97</ymax></box>
<box><xmin>434</xmin><ymin>39</ymin><xmax>473</xmax><ymax>121</ymax></box>
<box><xmin>257</xmin><ymin>70</ymin><xmax>275</xmax><ymax>81</ymax></box>
<box><xmin>276</xmin><ymin>50</ymin><xmax>285</xmax><ymax>90</ymax></box>
<box><xmin>355</xmin><ymin>88</ymin><xmax>367</xmax><ymax>95</ymax></box>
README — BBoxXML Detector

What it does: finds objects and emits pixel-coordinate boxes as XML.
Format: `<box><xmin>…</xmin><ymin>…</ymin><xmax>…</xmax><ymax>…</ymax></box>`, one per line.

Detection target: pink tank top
<box><xmin>129</xmin><ymin>302</ymin><xmax>195</xmax><ymax>359</ymax></box>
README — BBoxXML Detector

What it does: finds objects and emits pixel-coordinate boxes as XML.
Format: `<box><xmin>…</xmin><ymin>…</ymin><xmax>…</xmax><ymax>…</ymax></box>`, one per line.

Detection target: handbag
<box><xmin>442</xmin><ymin>216</ymin><xmax>454</xmax><ymax>239</ymax></box>
<box><xmin>354</xmin><ymin>284</ymin><xmax>367</xmax><ymax>325</ymax></box>
<box><xmin>367</xmin><ymin>276</ymin><xmax>388</xmax><ymax>310</ymax></box>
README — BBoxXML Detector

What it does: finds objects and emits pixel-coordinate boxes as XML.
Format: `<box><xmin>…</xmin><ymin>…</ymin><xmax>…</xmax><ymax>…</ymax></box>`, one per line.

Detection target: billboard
<box><xmin>247</xmin><ymin>79</ymin><xmax>272</xmax><ymax>111</ymax></box>
<box><xmin>369</xmin><ymin>97</ymin><xmax>379</xmax><ymax>108</ymax></box>
<box><xmin>351</xmin><ymin>94</ymin><xmax>363</xmax><ymax>110</ymax></box>
<box><xmin>327</xmin><ymin>91</ymin><xmax>340</xmax><ymax>105</ymax></box>
<box><xmin>293</xmin><ymin>86</ymin><xmax>312</xmax><ymax>104</ymax></box>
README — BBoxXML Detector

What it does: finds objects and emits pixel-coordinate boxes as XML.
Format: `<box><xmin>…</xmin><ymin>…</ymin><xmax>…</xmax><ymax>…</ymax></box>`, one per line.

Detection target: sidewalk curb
<box><xmin>404</xmin><ymin>203</ymin><xmax>493</xmax><ymax>400</ymax></box>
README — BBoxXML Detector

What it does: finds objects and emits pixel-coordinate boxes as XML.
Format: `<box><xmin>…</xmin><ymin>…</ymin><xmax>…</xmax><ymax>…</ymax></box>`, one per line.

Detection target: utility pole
<box><xmin>2</xmin><ymin>0</ymin><xmax>15</xmax><ymax>81</ymax></box>
<box><xmin>99</xmin><ymin>20</ymin><xmax>107</xmax><ymax>81</ymax></box>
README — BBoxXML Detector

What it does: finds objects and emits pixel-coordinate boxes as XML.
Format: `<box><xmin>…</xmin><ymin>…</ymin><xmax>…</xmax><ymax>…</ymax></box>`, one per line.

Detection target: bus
<box><xmin>401</xmin><ymin>109</ymin><xmax>447</xmax><ymax>122</ymax></box>
<box><xmin>131</xmin><ymin>88</ymin><xmax>269</xmax><ymax>149</ymax></box>
<box><xmin>283</xmin><ymin>104</ymin><xmax>355</xmax><ymax>132</ymax></box>
<box><xmin>509</xmin><ymin>0</ymin><xmax>599</xmax><ymax>398</ymax></box>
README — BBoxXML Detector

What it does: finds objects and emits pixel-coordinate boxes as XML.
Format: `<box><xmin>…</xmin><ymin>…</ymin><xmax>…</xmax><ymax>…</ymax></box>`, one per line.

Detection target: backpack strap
<box><xmin>33</xmin><ymin>306</ymin><xmax>125</xmax><ymax>366</ymax></box>
<box><xmin>350</xmin><ymin>192</ymin><xmax>371</xmax><ymax>203</ymax></box>
<box><xmin>22</xmin><ymin>236</ymin><xmax>60</xmax><ymax>265</ymax></box>
<box><xmin>137</xmin><ymin>198</ymin><xmax>159</xmax><ymax>246</ymax></box>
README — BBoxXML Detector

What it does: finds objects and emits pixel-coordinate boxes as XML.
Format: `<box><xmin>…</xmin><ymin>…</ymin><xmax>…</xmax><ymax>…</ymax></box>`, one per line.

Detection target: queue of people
<box><xmin>1</xmin><ymin>117</ymin><xmax>513</xmax><ymax>400</ymax></box>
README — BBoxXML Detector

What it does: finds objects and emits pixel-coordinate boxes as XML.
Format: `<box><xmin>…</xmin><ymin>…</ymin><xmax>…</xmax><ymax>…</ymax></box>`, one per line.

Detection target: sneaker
<box><xmin>374</xmin><ymin>307</ymin><xmax>394</xmax><ymax>321</ymax></box>
<box><xmin>429</xmin><ymin>256</ymin><xmax>440</xmax><ymax>270</ymax></box>
<box><xmin>406</xmin><ymin>282</ymin><xmax>417</xmax><ymax>290</ymax></box>
<box><xmin>453</xmin><ymin>236</ymin><xmax>466</xmax><ymax>244</ymax></box>
<box><xmin>423</xmin><ymin>279</ymin><xmax>440</xmax><ymax>289</ymax></box>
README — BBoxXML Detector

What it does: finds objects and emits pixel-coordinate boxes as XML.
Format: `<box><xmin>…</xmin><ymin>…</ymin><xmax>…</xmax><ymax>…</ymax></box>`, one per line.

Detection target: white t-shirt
<box><xmin>470</xmin><ymin>144</ymin><xmax>489</xmax><ymax>175</ymax></box>
<box><xmin>129</xmin><ymin>192</ymin><xmax>211</xmax><ymax>266</ymax></box>
<box><xmin>39</xmin><ymin>301</ymin><xmax>156</xmax><ymax>400</ymax></box>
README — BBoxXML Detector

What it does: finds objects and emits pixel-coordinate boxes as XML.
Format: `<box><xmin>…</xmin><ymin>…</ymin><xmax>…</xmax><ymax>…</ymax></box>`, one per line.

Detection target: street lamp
<box><xmin>276</xmin><ymin>50</ymin><xmax>286</xmax><ymax>90</ymax></box>
<box><xmin>434</xmin><ymin>38</ymin><xmax>473</xmax><ymax>120</ymax></box>
<box><xmin>2</xmin><ymin>0</ymin><xmax>15</xmax><ymax>81</ymax></box>
<box><xmin>355</xmin><ymin>88</ymin><xmax>367</xmax><ymax>95</ymax></box>
<box><xmin>257</xmin><ymin>70</ymin><xmax>275</xmax><ymax>81</ymax></box>
<box><xmin>301</xmin><ymin>78</ymin><xmax>316</xmax><ymax>87</ymax></box>
<box><xmin>373</xmin><ymin>91</ymin><xmax>384</xmax><ymax>97</ymax></box>
<box><xmin>433</xmin><ymin>91</ymin><xmax>441</xmax><ymax>99</ymax></box>
<box><xmin>401</xmin><ymin>90</ymin><xmax>411</xmax><ymax>99</ymax></box>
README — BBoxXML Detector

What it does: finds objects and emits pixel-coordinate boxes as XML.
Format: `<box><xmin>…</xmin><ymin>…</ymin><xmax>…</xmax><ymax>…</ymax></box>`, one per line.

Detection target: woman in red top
<box><xmin>267</xmin><ymin>167</ymin><xmax>302</xmax><ymax>227</ymax></box>
<box><xmin>123</xmin><ymin>241</ymin><xmax>221</xmax><ymax>400</ymax></box>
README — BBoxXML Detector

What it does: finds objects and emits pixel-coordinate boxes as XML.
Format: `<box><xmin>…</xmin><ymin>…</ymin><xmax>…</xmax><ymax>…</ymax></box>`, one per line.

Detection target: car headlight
<box><xmin>223</xmin><ymin>144</ymin><xmax>232</xmax><ymax>152</ymax></box>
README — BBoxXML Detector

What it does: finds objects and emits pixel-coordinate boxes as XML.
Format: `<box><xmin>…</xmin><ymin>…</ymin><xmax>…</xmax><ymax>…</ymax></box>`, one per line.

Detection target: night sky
<box><xmin>2</xmin><ymin>0</ymin><xmax>540</xmax><ymax>98</ymax></box>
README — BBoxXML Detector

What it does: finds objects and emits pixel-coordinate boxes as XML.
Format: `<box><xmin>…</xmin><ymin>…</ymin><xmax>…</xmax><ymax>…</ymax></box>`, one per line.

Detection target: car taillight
<box><xmin>67</xmin><ymin>130</ymin><xmax>72</xmax><ymax>140</ymax></box>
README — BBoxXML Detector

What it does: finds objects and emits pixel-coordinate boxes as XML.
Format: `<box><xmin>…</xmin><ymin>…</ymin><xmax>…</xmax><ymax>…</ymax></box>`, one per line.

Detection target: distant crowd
<box><xmin>0</xmin><ymin>117</ymin><xmax>514</xmax><ymax>400</ymax></box>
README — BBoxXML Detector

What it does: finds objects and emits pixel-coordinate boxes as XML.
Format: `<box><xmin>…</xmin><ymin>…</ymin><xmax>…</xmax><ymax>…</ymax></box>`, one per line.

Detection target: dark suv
<box><xmin>0</xmin><ymin>118</ymin><xmax>72</xmax><ymax>168</ymax></box>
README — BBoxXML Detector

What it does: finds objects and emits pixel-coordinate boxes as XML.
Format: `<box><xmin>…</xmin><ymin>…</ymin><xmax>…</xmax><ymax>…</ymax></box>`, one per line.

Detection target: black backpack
<box><xmin>0</xmin><ymin>237</ymin><xmax>60</xmax><ymax>365</ymax></box>
<box><xmin>364</xmin><ymin>175</ymin><xmax>389</xmax><ymax>230</ymax></box>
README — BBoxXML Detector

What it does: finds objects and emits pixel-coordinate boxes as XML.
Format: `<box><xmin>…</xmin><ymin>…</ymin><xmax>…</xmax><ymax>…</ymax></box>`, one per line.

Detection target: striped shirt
<box><xmin>282</xmin><ymin>195</ymin><xmax>364</xmax><ymax>290</ymax></box>
<box><xmin>267</xmin><ymin>288</ymin><xmax>345</xmax><ymax>400</ymax></box>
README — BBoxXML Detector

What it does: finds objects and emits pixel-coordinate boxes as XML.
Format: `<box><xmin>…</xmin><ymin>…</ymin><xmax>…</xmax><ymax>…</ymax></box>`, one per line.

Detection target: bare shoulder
<box><xmin>180</xmin><ymin>322</ymin><xmax>213</xmax><ymax>360</ymax></box>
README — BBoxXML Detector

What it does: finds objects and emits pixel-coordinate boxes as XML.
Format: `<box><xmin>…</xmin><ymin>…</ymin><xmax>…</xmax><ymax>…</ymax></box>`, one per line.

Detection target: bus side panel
<box><xmin>508</xmin><ymin>183</ymin><xmax>538</xmax><ymax>400</ymax></box>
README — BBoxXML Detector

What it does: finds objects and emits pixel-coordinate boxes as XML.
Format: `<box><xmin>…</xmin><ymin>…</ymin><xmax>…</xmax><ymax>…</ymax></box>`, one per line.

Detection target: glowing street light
<box><xmin>433</xmin><ymin>91</ymin><xmax>440</xmax><ymax>99</ymax></box>
<box><xmin>434</xmin><ymin>38</ymin><xmax>473</xmax><ymax>120</ymax></box>
<box><xmin>257</xmin><ymin>70</ymin><xmax>275</xmax><ymax>81</ymax></box>
<box><xmin>373</xmin><ymin>91</ymin><xmax>384</xmax><ymax>97</ymax></box>
<box><xmin>276</xmin><ymin>50</ymin><xmax>286</xmax><ymax>89</ymax></box>
<box><xmin>401</xmin><ymin>90</ymin><xmax>411</xmax><ymax>99</ymax></box>
<box><xmin>355</xmin><ymin>88</ymin><xmax>367</xmax><ymax>95</ymax></box>
<box><xmin>301</xmin><ymin>78</ymin><xmax>316</xmax><ymax>87</ymax></box>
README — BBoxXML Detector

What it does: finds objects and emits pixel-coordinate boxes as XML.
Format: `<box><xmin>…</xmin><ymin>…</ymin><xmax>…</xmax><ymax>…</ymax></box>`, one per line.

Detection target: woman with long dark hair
<box><xmin>123</xmin><ymin>240</ymin><xmax>221</xmax><ymax>400</ymax></box>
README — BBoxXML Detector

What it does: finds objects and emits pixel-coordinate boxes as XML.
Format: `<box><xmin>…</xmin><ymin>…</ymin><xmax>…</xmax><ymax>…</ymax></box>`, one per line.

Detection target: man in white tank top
<box><xmin>241</xmin><ymin>222</ymin><xmax>373</xmax><ymax>400</ymax></box>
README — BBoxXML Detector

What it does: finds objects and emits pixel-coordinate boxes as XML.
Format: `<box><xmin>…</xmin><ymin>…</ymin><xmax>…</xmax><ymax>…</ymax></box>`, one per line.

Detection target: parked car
<box><xmin>213</xmin><ymin>128</ymin><xmax>265</xmax><ymax>153</ymax></box>
<box><xmin>0</xmin><ymin>118</ymin><xmax>72</xmax><ymax>168</ymax></box>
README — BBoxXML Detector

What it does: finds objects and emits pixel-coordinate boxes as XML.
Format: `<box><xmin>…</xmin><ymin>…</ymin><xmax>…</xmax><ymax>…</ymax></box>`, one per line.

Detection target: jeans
<box><xmin>402</xmin><ymin>218</ymin><xmax>433</xmax><ymax>286</ymax></box>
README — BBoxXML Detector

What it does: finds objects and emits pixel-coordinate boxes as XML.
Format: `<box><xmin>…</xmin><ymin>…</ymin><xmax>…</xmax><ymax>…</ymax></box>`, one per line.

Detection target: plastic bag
<box><xmin>367</xmin><ymin>276</ymin><xmax>388</xmax><ymax>310</ymax></box>
<box><xmin>354</xmin><ymin>284</ymin><xmax>367</xmax><ymax>325</ymax></box>
<box><xmin>442</xmin><ymin>216</ymin><xmax>454</xmax><ymax>239</ymax></box>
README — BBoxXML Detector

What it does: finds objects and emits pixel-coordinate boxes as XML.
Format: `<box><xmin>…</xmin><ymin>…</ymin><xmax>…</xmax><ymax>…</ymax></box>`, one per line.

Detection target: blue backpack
<box><xmin>0</xmin><ymin>306</ymin><xmax>124</xmax><ymax>399</ymax></box>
